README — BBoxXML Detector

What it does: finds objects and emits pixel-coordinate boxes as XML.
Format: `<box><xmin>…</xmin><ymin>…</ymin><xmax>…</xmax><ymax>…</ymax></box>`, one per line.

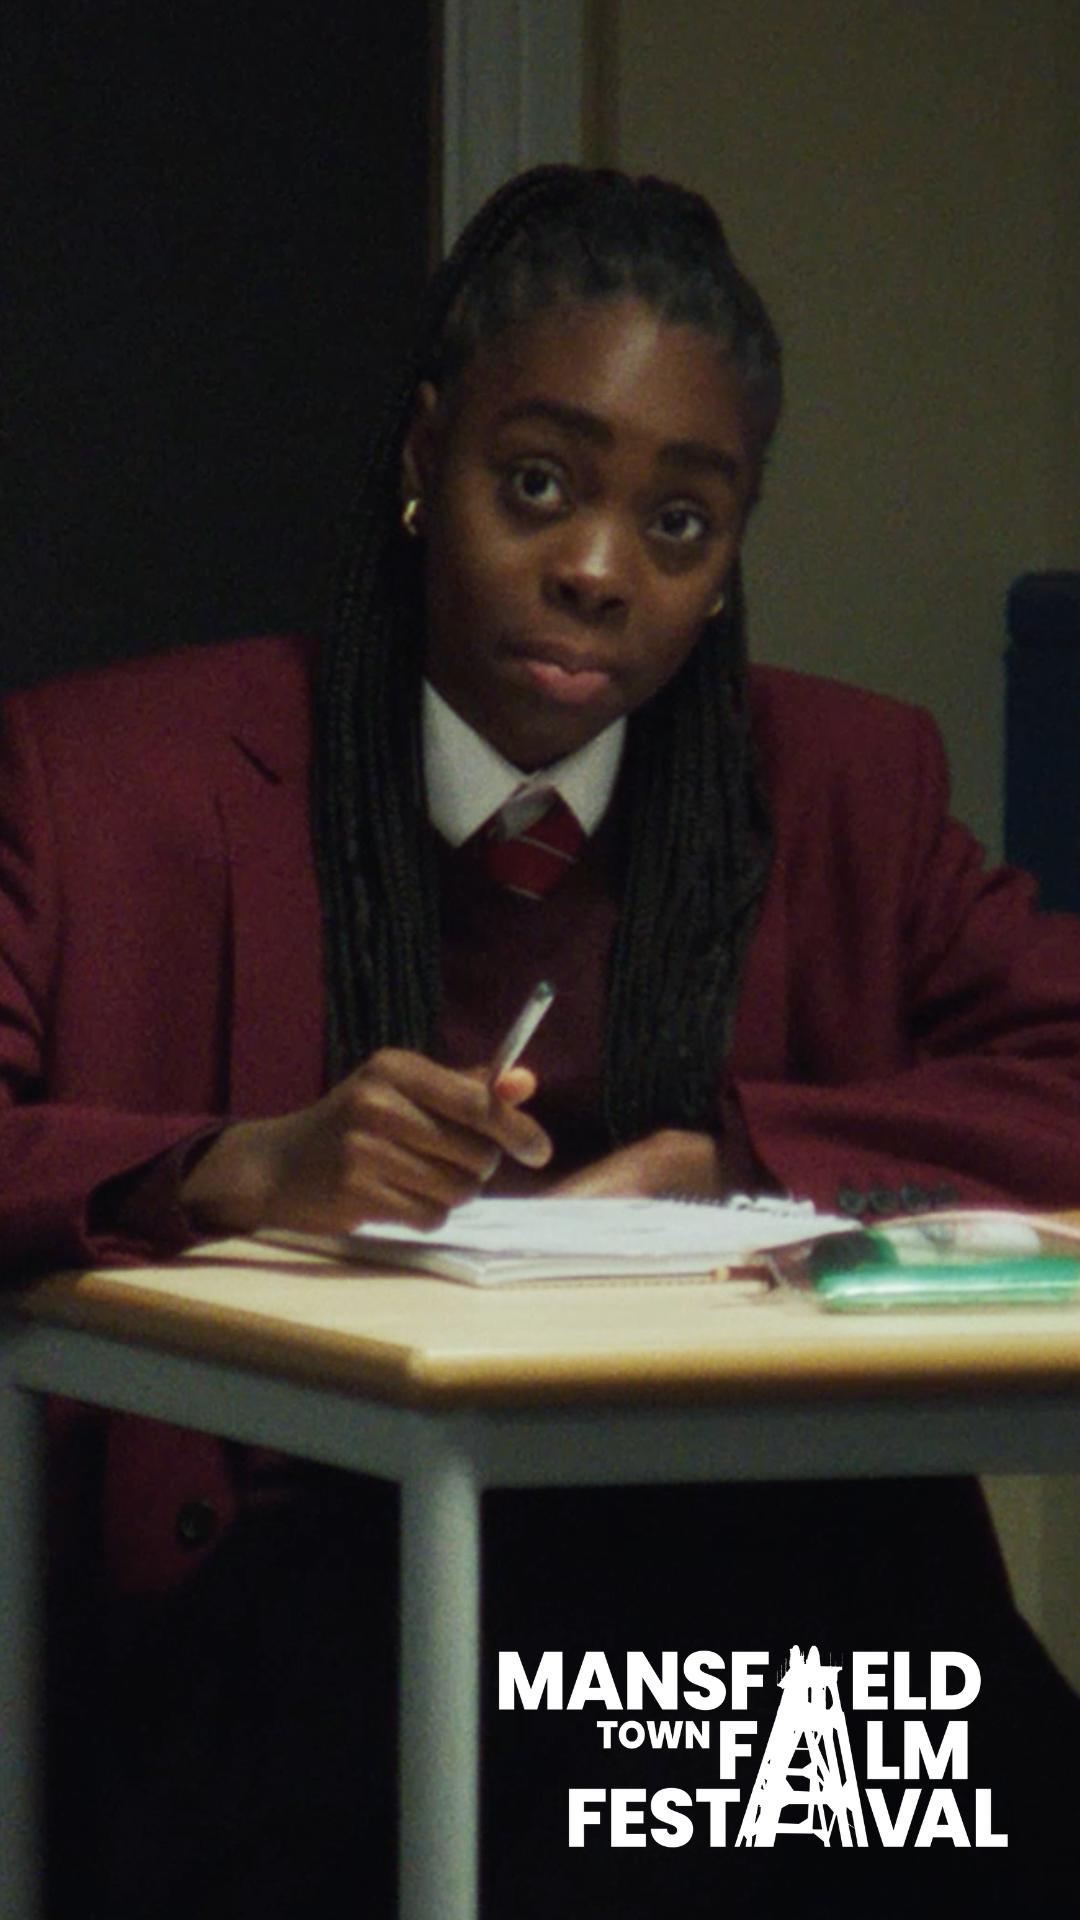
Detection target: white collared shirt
<box><xmin>422</xmin><ymin>680</ymin><xmax>626</xmax><ymax>847</ymax></box>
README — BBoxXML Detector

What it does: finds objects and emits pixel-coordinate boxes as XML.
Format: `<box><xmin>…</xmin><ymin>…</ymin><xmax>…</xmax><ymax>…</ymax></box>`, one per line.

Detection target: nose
<box><xmin>542</xmin><ymin>514</ymin><xmax>632</xmax><ymax>626</ymax></box>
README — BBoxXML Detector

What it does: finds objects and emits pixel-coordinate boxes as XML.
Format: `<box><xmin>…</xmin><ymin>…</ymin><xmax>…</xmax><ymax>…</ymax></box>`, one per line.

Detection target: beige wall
<box><xmin>592</xmin><ymin>0</ymin><xmax>1078</xmax><ymax>855</ymax></box>
<box><xmin>1052</xmin><ymin>2</ymin><xmax>1080</xmax><ymax>553</ymax></box>
<box><xmin>590</xmin><ymin>0</ymin><xmax>1080</xmax><ymax>1682</ymax></box>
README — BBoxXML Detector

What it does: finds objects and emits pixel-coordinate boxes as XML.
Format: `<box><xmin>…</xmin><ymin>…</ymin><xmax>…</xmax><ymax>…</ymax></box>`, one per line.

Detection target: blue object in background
<box><xmin>1005</xmin><ymin>572</ymin><xmax>1080</xmax><ymax>912</ymax></box>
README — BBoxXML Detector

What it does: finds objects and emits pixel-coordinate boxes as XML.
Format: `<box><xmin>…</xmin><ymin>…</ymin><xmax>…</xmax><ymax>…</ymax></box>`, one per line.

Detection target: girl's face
<box><xmin>403</xmin><ymin>296</ymin><xmax>757</xmax><ymax>770</ymax></box>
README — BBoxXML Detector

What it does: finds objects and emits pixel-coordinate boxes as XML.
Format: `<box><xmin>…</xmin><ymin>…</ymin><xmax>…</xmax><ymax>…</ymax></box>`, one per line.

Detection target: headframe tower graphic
<box><xmin>736</xmin><ymin>1645</ymin><xmax>868</xmax><ymax>1847</ymax></box>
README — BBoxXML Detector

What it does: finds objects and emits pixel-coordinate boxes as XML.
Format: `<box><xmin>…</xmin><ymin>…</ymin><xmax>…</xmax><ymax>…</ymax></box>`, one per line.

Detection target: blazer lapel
<box><xmin>216</xmin><ymin>691</ymin><xmax>326</xmax><ymax>1117</ymax></box>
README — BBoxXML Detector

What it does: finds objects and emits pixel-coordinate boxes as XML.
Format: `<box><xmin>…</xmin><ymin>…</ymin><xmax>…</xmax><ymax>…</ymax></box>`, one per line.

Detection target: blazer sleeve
<box><xmin>0</xmin><ymin>690</ymin><xmax>222</xmax><ymax>1270</ymax></box>
<box><xmin>729</xmin><ymin>694</ymin><xmax>1080</xmax><ymax>1217</ymax></box>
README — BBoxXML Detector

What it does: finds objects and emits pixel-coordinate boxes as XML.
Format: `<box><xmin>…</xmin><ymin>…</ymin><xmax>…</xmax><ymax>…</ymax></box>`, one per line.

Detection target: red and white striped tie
<box><xmin>479</xmin><ymin>794</ymin><xmax>585</xmax><ymax>899</ymax></box>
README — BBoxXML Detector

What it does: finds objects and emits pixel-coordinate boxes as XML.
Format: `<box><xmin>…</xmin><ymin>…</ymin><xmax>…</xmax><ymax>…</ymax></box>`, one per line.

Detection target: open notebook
<box><xmin>262</xmin><ymin>1194</ymin><xmax>851</xmax><ymax>1286</ymax></box>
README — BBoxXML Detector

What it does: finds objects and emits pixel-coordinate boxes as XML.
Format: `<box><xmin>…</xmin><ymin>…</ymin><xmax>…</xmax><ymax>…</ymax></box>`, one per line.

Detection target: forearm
<box><xmin>550</xmin><ymin>1085</ymin><xmax>774</xmax><ymax>1200</ymax></box>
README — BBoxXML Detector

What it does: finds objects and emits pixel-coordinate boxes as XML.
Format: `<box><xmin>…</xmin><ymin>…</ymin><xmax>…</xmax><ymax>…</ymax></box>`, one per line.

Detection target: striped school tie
<box><xmin>479</xmin><ymin>794</ymin><xmax>586</xmax><ymax>899</ymax></box>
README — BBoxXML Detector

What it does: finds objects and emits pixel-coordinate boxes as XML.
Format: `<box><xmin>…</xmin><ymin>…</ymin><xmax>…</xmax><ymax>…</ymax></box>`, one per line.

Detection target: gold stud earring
<box><xmin>401</xmin><ymin>496</ymin><xmax>424</xmax><ymax>538</ymax></box>
<box><xmin>708</xmin><ymin>590</ymin><xmax>726</xmax><ymax>618</ymax></box>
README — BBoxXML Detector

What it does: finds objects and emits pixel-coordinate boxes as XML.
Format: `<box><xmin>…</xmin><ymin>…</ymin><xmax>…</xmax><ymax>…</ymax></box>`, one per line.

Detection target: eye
<box><xmin>650</xmin><ymin>502</ymin><xmax>711</xmax><ymax>547</ymax></box>
<box><xmin>504</xmin><ymin>461</ymin><xmax>567</xmax><ymax>515</ymax></box>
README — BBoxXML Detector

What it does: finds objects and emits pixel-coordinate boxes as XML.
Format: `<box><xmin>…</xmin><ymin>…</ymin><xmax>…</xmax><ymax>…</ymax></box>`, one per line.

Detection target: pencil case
<box><xmin>772</xmin><ymin>1208</ymin><xmax>1080</xmax><ymax>1310</ymax></box>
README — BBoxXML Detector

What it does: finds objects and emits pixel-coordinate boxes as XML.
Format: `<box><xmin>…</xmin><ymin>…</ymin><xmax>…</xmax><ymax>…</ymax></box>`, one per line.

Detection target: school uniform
<box><xmin>3</xmin><ymin>634</ymin><xmax>1079</xmax><ymax>1913</ymax></box>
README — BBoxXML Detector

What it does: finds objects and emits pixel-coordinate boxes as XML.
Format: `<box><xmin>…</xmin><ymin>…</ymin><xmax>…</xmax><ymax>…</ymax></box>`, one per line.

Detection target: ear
<box><xmin>400</xmin><ymin>380</ymin><xmax>440</xmax><ymax>505</ymax></box>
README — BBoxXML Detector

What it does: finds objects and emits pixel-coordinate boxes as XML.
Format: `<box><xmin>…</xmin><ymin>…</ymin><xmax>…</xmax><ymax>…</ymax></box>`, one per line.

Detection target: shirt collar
<box><xmin>422</xmin><ymin>680</ymin><xmax>626</xmax><ymax>847</ymax></box>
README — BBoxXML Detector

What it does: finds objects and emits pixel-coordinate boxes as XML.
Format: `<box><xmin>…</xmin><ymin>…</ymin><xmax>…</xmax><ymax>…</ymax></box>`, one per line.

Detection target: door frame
<box><xmin>441</xmin><ymin>0</ymin><xmax>586</xmax><ymax>242</ymax></box>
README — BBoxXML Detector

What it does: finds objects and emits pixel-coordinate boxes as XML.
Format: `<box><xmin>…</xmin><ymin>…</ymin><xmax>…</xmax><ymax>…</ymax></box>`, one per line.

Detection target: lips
<box><xmin>502</xmin><ymin>638</ymin><xmax>616</xmax><ymax>708</ymax></box>
<box><xmin>505</xmin><ymin>636</ymin><xmax>612</xmax><ymax>675</ymax></box>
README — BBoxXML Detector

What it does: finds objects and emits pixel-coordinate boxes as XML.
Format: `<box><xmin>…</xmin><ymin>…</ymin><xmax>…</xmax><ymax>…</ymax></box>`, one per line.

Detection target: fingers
<box><xmin>182</xmin><ymin>1046</ymin><xmax>554</xmax><ymax>1241</ymax></box>
<box><xmin>246</xmin><ymin>1049</ymin><xmax>552</xmax><ymax>1238</ymax></box>
<box><xmin>334</xmin><ymin>1131</ymin><xmax>489</xmax><ymax>1231</ymax></box>
<box><xmin>340</xmin><ymin>1060</ymin><xmax>499</xmax><ymax>1182</ymax></box>
<box><xmin>183</xmin><ymin>1044</ymin><xmax>549</xmax><ymax>1236</ymax></box>
<box><xmin>351</xmin><ymin>1051</ymin><xmax>552</xmax><ymax>1171</ymax></box>
<box><xmin>488</xmin><ymin>1063</ymin><xmax>537</xmax><ymax>1107</ymax></box>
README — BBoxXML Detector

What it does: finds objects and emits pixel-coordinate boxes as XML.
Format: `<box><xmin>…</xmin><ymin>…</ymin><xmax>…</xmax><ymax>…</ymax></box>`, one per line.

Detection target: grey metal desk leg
<box><xmin>399</xmin><ymin>1447</ymin><xmax>482</xmax><ymax>1920</ymax></box>
<box><xmin>0</xmin><ymin>1351</ymin><xmax>44</xmax><ymax>1920</ymax></box>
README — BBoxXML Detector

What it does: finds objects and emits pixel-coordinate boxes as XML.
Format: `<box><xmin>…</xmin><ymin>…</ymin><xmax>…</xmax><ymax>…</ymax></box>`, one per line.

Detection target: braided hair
<box><xmin>315</xmin><ymin>165</ymin><xmax>781</xmax><ymax>1138</ymax></box>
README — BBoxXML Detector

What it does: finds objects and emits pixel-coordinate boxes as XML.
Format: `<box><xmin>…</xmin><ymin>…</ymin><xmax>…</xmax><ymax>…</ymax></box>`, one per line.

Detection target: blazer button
<box><xmin>899</xmin><ymin>1183</ymin><xmax>929</xmax><ymax>1212</ymax></box>
<box><xmin>175</xmin><ymin>1499</ymin><xmax>219</xmax><ymax>1551</ymax></box>
<box><xmin>865</xmin><ymin>1186</ymin><xmax>897</xmax><ymax>1218</ymax></box>
<box><xmin>836</xmin><ymin>1187</ymin><xmax>866</xmax><ymax>1217</ymax></box>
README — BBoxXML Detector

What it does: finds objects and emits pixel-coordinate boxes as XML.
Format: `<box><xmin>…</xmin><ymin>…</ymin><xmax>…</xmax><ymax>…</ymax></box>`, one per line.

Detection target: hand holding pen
<box><xmin>182</xmin><ymin>985</ymin><xmax>556</xmax><ymax>1237</ymax></box>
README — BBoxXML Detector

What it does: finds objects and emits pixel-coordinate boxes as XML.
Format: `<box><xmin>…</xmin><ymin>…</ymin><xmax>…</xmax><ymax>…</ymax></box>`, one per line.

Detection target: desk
<box><xmin>4</xmin><ymin>1236</ymin><xmax>1080</xmax><ymax>1919</ymax></box>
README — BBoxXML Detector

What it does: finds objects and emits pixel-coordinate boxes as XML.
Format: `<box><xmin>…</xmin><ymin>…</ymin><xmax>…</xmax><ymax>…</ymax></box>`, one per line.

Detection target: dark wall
<box><xmin>3</xmin><ymin>1</ymin><xmax>433</xmax><ymax>690</ymax></box>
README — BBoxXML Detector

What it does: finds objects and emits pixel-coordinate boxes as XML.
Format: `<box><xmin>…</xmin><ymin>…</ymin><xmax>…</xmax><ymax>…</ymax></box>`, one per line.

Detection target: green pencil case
<box><xmin>776</xmin><ymin>1210</ymin><xmax>1080</xmax><ymax>1310</ymax></box>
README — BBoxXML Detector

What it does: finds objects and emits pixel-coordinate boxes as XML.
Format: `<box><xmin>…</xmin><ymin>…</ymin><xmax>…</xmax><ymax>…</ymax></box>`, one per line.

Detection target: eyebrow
<box><xmin>658</xmin><ymin>438</ymin><xmax>743</xmax><ymax>488</ymax></box>
<box><xmin>492</xmin><ymin>398</ymin><xmax>744</xmax><ymax>489</ymax></box>
<box><xmin>494</xmin><ymin>398</ymin><xmax>613</xmax><ymax>446</ymax></box>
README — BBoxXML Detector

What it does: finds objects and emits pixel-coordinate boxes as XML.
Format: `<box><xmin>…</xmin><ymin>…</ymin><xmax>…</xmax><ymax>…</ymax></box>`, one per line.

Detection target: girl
<box><xmin>177</xmin><ymin>164</ymin><xmax>781</xmax><ymax>1236</ymax></box>
<box><xmin>9</xmin><ymin>167</ymin><xmax>1080</xmax><ymax>1916</ymax></box>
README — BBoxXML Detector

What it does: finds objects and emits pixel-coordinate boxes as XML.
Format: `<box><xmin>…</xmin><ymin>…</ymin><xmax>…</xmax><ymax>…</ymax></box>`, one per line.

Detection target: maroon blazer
<box><xmin>4</xmin><ymin>635</ymin><xmax>1080</xmax><ymax>1588</ymax></box>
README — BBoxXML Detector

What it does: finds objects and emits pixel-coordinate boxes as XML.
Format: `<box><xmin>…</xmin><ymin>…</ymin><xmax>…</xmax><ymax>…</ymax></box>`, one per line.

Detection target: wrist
<box><xmin>179</xmin><ymin>1119</ymin><xmax>276</xmax><ymax>1235</ymax></box>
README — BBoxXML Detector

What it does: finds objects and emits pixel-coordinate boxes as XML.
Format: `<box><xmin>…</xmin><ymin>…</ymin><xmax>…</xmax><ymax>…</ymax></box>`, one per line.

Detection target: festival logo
<box><xmin>498</xmin><ymin>1644</ymin><xmax>1007</xmax><ymax>1850</ymax></box>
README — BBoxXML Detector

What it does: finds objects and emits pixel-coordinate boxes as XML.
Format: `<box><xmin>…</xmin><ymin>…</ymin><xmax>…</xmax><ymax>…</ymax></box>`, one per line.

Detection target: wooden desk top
<box><xmin>13</xmin><ymin>1235</ymin><xmax>1080</xmax><ymax>1409</ymax></box>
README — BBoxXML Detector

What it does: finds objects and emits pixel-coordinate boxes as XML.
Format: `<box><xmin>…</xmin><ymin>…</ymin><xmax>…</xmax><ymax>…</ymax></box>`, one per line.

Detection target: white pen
<box><xmin>488</xmin><ymin>980</ymin><xmax>556</xmax><ymax>1087</ymax></box>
